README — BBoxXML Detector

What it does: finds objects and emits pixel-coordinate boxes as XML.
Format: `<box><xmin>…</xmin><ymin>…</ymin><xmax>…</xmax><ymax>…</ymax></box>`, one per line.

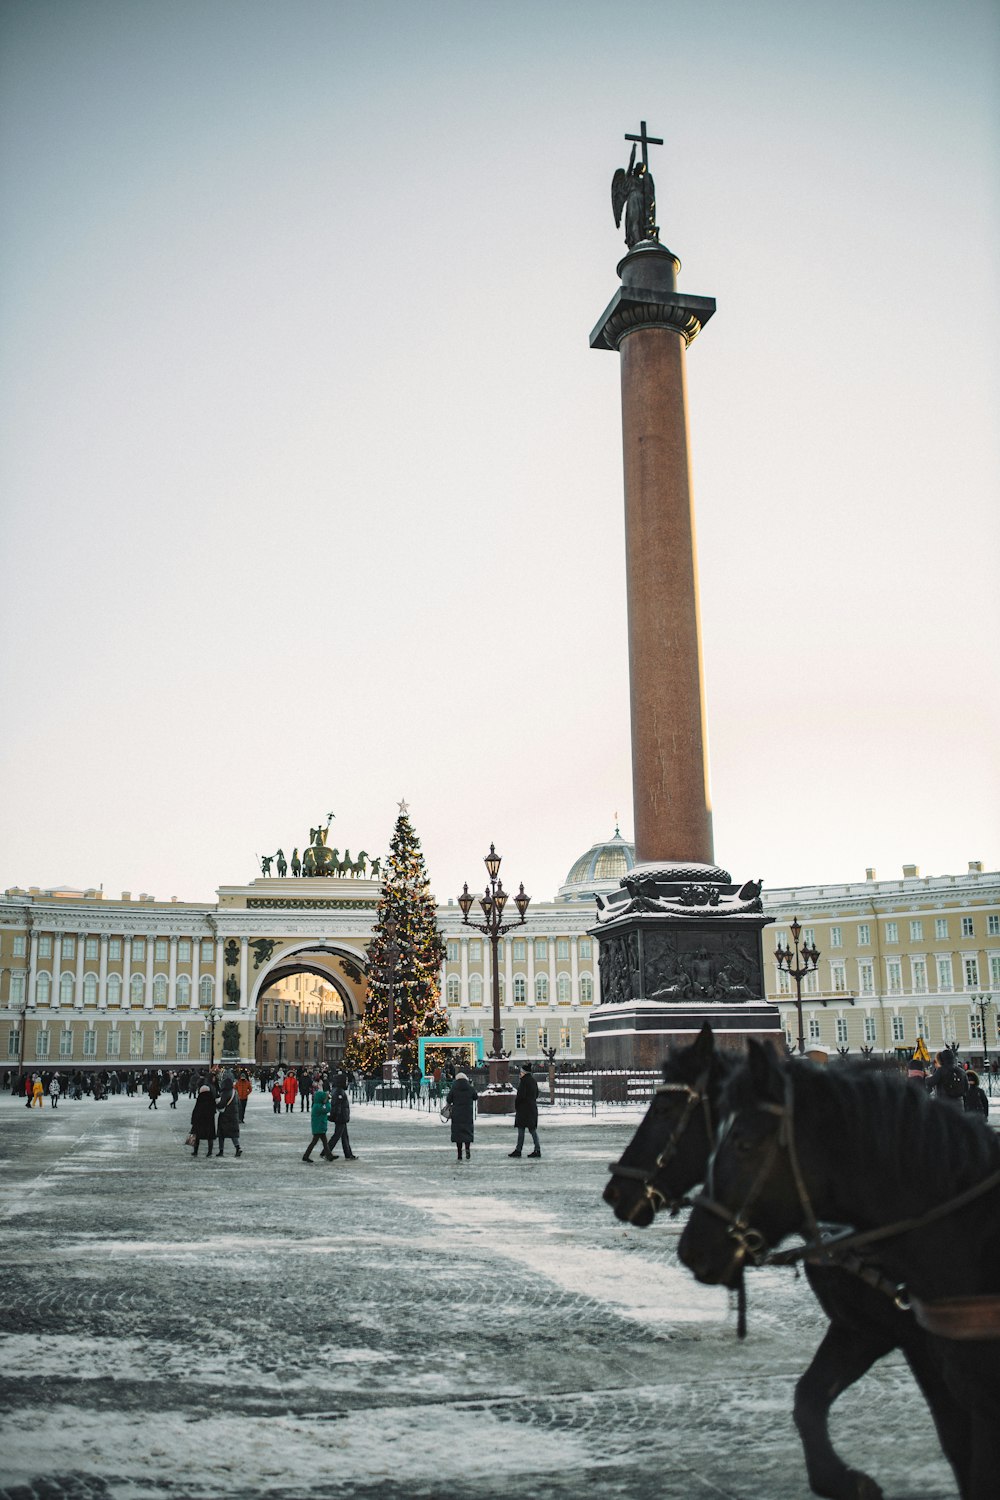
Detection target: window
<box><xmin>35</xmin><ymin>973</ymin><xmax>51</xmax><ymax>1006</ymax></box>
<box><xmin>859</xmin><ymin>962</ymin><xmax>874</xmax><ymax>997</ymax></box>
<box><xmin>891</xmin><ymin>1016</ymin><xmax>905</xmax><ymax>1043</ymax></box>
<box><xmin>178</xmin><ymin>940</ymin><xmax>191</xmax><ymax>962</ymax></box>
<box><xmin>829</xmin><ymin>927</ymin><xmax>842</xmax><ymax>949</ymax></box>
<box><xmin>83</xmin><ymin>1029</ymin><xmax>96</xmax><ymax>1057</ymax></box>
<box><xmin>936</xmin><ymin>957</ymin><xmax>953</xmax><ymax>993</ymax></box>
<box><xmin>916</xmin><ymin>1014</ymin><xmax>927</xmax><ymax>1039</ymax></box>
<box><xmin>580</xmin><ymin>974</ymin><xmax>593</xmax><ymax>1004</ymax></box>
<box><xmin>534</xmin><ymin>939</ymin><xmax>548</xmax><ymax>961</ymax></box>
<box><xmin>130</xmin><ymin>1029</ymin><xmax>143</xmax><ymax>1057</ymax></box>
<box><xmin>133</xmin><ymin>939</ymin><xmax>145</xmax><ymax>961</ymax></box>
<box><xmin>579</xmin><ymin>939</ymin><xmax>592</xmax><ymax>960</ymax></box>
<box><xmin>803</xmin><ymin>928</ymin><xmax>816</xmax><ymax>947</ymax></box>
<box><xmin>557</xmin><ymin>974</ymin><xmax>571</xmax><ymax>1002</ymax></box>
<box><xmin>970</xmin><ymin>1011</ymin><xmax>983</xmax><ymax>1040</ymax></box>
<box><xmin>887</xmin><ymin>962</ymin><xmax>902</xmax><ymax>995</ymax></box>
<box><xmin>535</xmin><ymin>974</ymin><xmax>548</xmax><ymax>1004</ymax></box>
<box><xmin>7</xmin><ymin>1029</ymin><xmax>19</xmax><ymax>1058</ymax></box>
<box><xmin>804</xmin><ymin>970</ymin><xmax>819</xmax><ymax>995</ymax></box>
<box><xmin>469</xmin><ymin>975</ymin><xmax>483</xmax><ymax>1005</ymax></box>
<box><xmin>777</xmin><ymin>969</ymin><xmax>791</xmax><ymax>995</ymax></box>
<box><xmin>773</xmin><ymin>930</ymin><xmax>787</xmax><ymax>949</ymax></box>
<box><xmin>152</xmin><ymin>976</ymin><xmax>167</xmax><ymax>1004</ymax></box>
<box><xmin>988</xmin><ymin>915</ymin><xmax>1000</xmax><ymax>937</ymax></box>
<box><xmin>835</xmin><ymin>1018</ymin><xmax>848</xmax><ymax>1045</ymax></box>
<box><xmin>446</xmin><ymin>976</ymin><xmax>460</xmax><ymax>1003</ymax></box>
<box><xmin>513</xmin><ymin>939</ymin><xmax>526</xmax><ymax>960</ymax></box>
<box><xmin>909</xmin><ymin>921</ymin><xmax>923</xmax><ymax>942</ymax></box>
<box><xmin>176</xmin><ymin>976</ymin><xmax>191</xmax><ymax>1007</ymax></box>
<box><xmin>153</xmin><ymin>940</ymin><xmax>166</xmax><ymax>962</ymax></box>
<box><xmin>964</xmin><ymin>958</ymin><xmax>979</xmax><ymax>990</ymax></box>
<box><xmin>83</xmin><ymin>974</ymin><xmax>98</xmax><ymax>1005</ymax></box>
<box><xmin>808</xmin><ymin>1018</ymin><xmax>820</xmax><ymax>1042</ymax></box>
<box><xmin>539</xmin><ymin>1026</ymin><xmax>549</xmax><ymax>1049</ymax></box>
<box><xmin>10</xmin><ymin>974</ymin><xmax>25</xmax><ymax>1005</ymax></box>
<box><xmin>911</xmin><ymin>960</ymin><xmax>927</xmax><ymax>994</ymax></box>
<box><xmin>59</xmin><ymin>1028</ymin><xmax>73</xmax><ymax>1056</ymax></box>
<box><xmin>559</xmin><ymin>1026</ymin><xmax>570</xmax><ymax>1049</ymax></box>
<box><xmin>857</xmin><ymin>924</ymin><xmax>871</xmax><ymax>946</ymax></box>
<box><xmin>513</xmin><ymin>975</ymin><xmax>526</xmax><ymax>1004</ymax></box>
<box><xmin>85</xmin><ymin>937</ymin><xmax>99</xmax><ymax>960</ymax></box>
<box><xmin>109</xmin><ymin>938</ymin><xmax>122</xmax><ymax>960</ymax></box>
<box><xmin>106</xmin><ymin>1030</ymin><xmax>120</xmax><ymax>1057</ymax></box>
<box><xmin>935</xmin><ymin>919</ymin><xmax>948</xmax><ymax>940</ymax></box>
<box><xmin>13</xmin><ymin>935</ymin><xmax>26</xmax><ymax>957</ymax></box>
<box><xmin>556</xmin><ymin>939</ymin><xmax>570</xmax><ymax>960</ymax></box>
<box><xmin>199</xmin><ymin>976</ymin><xmax>214</xmax><ymax>1006</ymax></box>
<box><xmin>38</xmin><ymin>936</ymin><xmax>52</xmax><ymax>958</ymax></box>
<box><xmin>961</xmin><ymin>916</ymin><xmax>974</xmax><ymax>939</ymax></box>
<box><xmin>199</xmin><ymin>1031</ymin><xmax>210</xmax><ymax>1057</ymax></box>
<box><xmin>61</xmin><ymin>937</ymin><xmax>75</xmax><ymax>959</ymax></box>
<box><xmin>884</xmin><ymin>922</ymin><xmax>898</xmax><ymax>944</ymax></box>
<box><xmin>991</xmin><ymin>955</ymin><xmax>1000</xmax><ymax>989</ymax></box>
<box><xmin>130</xmin><ymin>974</ymin><xmax>145</xmax><ymax>1005</ymax></box>
<box><xmin>177</xmin><ymin>1030</ymin><xmax>190</xmax><ymax>1056</ymax></box>
<box><xmin>514</xmin><ymin>1027</ymin><xmax>526</xmax><ymax>1049</ymax></box>
<box><xmin>36</xmin><ymin>1029</ymin><xmax>51</xmax><ymax>1057</ymax></box>
<box><xmin>446</xmin><ymin>940</ymin><xmax>459</xmax><ymax>961</ymax></box>
<box><xmin>201</xmin><ymin>940</ymin><xmax>214</xmax><ymax>962</ymax></box>
<box><xmin>153</xmin><ymin>1028</ymin><xmax>167</xmax><ymax>1058</ymax></box>
<box><xmin>294</xmin><ymin>1040</ymin><xmax>300</xmax><ymax>1059</ymax></box>
<box><xmin>469</xmin><ymin>940</ymin><xmax>482</xmax><ymax>963</ymax></box>
<box><xmin>864</xmin><ymin>1016</ymin><xmax>877</xmax><ymax>1044</ymax></box>
<box><xmin>830</xmin><ymin>962</ymin><xmax>846</xmax><ymax>993</ymax></box>
<box><xmin>60</xmin><ymin>973</ymin><xmax>74</xmax><ymax>1005</ymax></box>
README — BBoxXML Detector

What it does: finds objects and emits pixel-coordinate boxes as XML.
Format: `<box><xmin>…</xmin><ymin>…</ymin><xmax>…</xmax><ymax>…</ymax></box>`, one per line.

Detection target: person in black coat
<box><xmin>190</xmin><ymin>1085</ymin><xmax>217</xmax><ymax>1158</ymax></box>
<box><xmin>328</xmin><ymin>1073</ymin><xmax>358</xmax><ymax>1161</ymax></box>
<box><xmin>509</xmin><ymin>1062</ymin><xmax>540</xmax><ymax>1158</ymax></box>
<box><xmin>216</xmin><ymin>1077</ymin><xmax>243</xmax><ymax>1158</ymax></box>
<box><xmin>963</xmin><ymin>1070</ymin><xmax>991</xmax><ymax>1121</ymax></box>
<box><xmin>930</xmin><ymin>1049</ymin><xmax>968</xmax><ymax>1109</ymax></box>
<box><xmin>447</xmin><ymin>1072</ymin><xmax>477</xmax><ymax>1161</ymax></box>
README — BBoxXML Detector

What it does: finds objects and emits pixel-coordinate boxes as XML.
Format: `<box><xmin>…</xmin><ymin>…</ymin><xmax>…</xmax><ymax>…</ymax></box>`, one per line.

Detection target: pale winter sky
<box><xmin>1</xmin><ymin>0</ymin><xmax>998</xmax><ymax>907</ymax></box>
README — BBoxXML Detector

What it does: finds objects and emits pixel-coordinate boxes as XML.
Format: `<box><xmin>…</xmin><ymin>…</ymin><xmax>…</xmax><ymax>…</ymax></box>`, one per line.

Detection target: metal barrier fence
<box><xmin>346</xmin><ymin>1071</ymin><xmax>661</xmax><ymax>1118</ymax></box>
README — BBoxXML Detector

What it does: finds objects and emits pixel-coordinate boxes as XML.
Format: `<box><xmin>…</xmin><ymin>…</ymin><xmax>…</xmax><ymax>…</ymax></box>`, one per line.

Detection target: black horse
<box><xmin>606</xmin><ymin>1026</ymin><xmax>975</xmax><ymax>1500</ymax></box>
<box><xmin>679</xmin><ymin>1039</ymin><xmax>1000</xmax><ymax>1500</ymax></box>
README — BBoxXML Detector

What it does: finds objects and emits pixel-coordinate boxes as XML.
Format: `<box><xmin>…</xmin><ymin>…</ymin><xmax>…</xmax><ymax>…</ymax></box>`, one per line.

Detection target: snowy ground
<box><xmin>0</xmin><ymin>1091</ymin><xmax>962</xmax><ymax>1500</ymax></box>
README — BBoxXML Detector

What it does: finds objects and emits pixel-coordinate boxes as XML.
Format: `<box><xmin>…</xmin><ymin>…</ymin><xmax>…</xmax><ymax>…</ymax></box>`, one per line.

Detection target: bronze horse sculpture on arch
<box><xmin>606</xmin><ymin>1026</ymin><xmax>981</xmax><ymax>1500</ymax></box>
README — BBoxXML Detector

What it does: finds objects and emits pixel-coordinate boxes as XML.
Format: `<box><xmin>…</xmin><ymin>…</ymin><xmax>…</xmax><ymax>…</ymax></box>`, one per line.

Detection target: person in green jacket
<box><xmin>302</xmin><ymin>1086</ymin><xmax>332</xmax><ymax>1162</ymax></box>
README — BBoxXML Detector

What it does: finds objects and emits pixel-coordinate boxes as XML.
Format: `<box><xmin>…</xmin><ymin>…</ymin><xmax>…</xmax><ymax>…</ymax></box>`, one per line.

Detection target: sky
<box><xmin>1</xmin><ymin>0</ymin><xmax>998</xmax><ymax>906</ymax></box>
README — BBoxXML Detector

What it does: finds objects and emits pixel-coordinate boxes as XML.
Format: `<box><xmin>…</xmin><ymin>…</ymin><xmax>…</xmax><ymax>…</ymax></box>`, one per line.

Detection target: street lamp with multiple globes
<box><xmin>458</xmin><ymin>843</ymin><xmax>530</xmax><ymax>1114</ymax></box>
<box><xmin>204</xmin><ymin>1007</ymin><xmax>222</xmax><ymax>1071</ymax></box>
<box><xmin>774</xmin><ymin>917</ymin><xmax>821</xmax><ymax>1056</ymax></box>
<box><xmin>973</xmin><ymin>992</ymin><xmax>994</xmax><ymax>1076</ymax></box>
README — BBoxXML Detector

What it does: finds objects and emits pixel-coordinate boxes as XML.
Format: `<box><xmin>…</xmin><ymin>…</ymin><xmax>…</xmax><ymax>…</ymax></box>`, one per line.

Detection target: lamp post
<box><xmin>774</xmin><ymin>917</ymin><xmax>820</xmax><ymax>1056</ymax></box>
<box><xmin>205</xmin><ymin>1007</ymin><xmax>221</xmax><ymax>1072</ymax></box>
<box><xmin>973</xmin><ymin>992</ymin><xmax>993</xmax><ymax>1077</ymax></box>
<box><xmin>382</xmin><ymin>918</ymin><xmax>401</xmax><ymax>1087</ymax></box>
<box><xmin>275</xmin><ymin>1019</ymin><xmax>286</xmax><ymax>1069</ymax></box>
<box><xmin>458</xmin><ymin>843</ymin><xmax>530</xmax><ymax>1113</ymax></box>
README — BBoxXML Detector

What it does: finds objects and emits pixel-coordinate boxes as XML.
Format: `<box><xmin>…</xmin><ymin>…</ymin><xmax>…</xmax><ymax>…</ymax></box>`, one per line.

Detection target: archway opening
<box><xmin>254</xmin><ymin>946</ymin><xmax>366</xmax><ymax>1071</ymax></box>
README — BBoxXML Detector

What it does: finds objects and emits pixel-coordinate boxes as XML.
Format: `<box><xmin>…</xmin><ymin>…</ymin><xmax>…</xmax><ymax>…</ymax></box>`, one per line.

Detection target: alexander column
<box><xmin>586</xmin><ymin>123</ymin><xmax>780</xmax><ymax>1066</ymax></box>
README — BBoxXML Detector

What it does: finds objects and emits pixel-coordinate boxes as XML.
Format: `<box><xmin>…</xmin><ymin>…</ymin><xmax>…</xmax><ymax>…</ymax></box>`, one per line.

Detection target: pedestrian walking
<box><xmin>328</xmin><ymin>1073</ymin><xmax>358</xmax><ymax>1160</ymax></box>
<box><xmin>299</xmin><ymin>1071</ymin><xmax>314</xmax><ymax>1111</ymax></box>
<box><xmin>168</xmin><ymin>1073</ymin><xmax>180</xmax><ymax>1109</ymax></box>
<box><xmin>147</xmin><ymin>1078</ymin><xmax>161</xmax><ymax>1110</ymax></box>
<box><xmin>509</xmin><ymin>1062</ymin><xmax>541</xmax><ymax>1158</ymax></box>
<box><xmin>216</xmin><ymin>1078</ymin><xmax>243</xmax><ymax>1158</ymax></box>
<box><xmin>446</xmin><ymin>1071</ymin><xmax>477</xmax><ymax>1161</ymax></box>
<box><xmin>283</xmin><ymin>1073</ymin><xmax>298</xmax><ymax>1114</ymax></box>
<box><xmin>31</xmin><ymin>1075</ymin><xmax>44</xmax><ymax>1109</ymax></box>
<box><xmin>48</xmin><ymin>1077</ymin><xmax>61</xmax><ymax>1109</ymax></box>
<box><xmin>235</xmin><ymin>1070</ymin><xmax>252</xmax><ymax>1122</ymax></box>
<box><xmin>270</xmin><ymin>1078</ymin><xmax>282</xmax><ymax>1114</ymax></box>
<box><xmin>190</xmin><ymin>1085</ymin><xmax>217</xmax><ymax>1158</ymax></box>
<box><xmin>929</xmin><ymin>1049</ymin><xmax>968</xmax><ymax>1109</ymax></box>
<box><xmin>302</xmin><ymin>1083</ymin><xmax>332</xmax><ymax>1162</ymax></box>
<box><xmin>964</xmin><ymin>1070</ymin><xmax>991</xmax><ymax>1121</ymax></box>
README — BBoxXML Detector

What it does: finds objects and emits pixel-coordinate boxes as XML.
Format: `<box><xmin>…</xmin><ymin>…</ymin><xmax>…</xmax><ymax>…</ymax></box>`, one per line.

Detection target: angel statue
<box><xmin>612</xmin><ymin>144</ymin><xmax>658</xmax><ymax>249</ymax></box>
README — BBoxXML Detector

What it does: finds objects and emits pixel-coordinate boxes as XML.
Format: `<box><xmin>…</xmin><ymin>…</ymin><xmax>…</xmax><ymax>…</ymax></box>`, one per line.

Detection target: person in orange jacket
<box><xmin>234</xmin><ymin>1070</ymin><xmax>253</xmax><ymax>1123</ymax></box>
<box><xmin>282</xmin><ymin>1072</ymin><xmax>298</xmax><ymax>1114</ymax></box>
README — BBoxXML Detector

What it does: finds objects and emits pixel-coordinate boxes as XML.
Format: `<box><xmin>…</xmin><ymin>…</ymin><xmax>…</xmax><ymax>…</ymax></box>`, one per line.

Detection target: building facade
<box><xmin>2</xmin><ymin>837</ymin><xmax>997</xmax><ymax>1071</ymax></box>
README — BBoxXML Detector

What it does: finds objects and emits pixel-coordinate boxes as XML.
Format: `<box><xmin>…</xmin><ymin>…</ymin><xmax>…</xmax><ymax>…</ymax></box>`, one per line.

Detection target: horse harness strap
<box><xmin>910</xmin><ymin>1293</ymin><xmax>1000</xmax><ymax>1341</ymax></box>
<box><xmin>607</xmin><ymin>1071</ymin><xmax>712</xmax><ymax>1215</ymax></box>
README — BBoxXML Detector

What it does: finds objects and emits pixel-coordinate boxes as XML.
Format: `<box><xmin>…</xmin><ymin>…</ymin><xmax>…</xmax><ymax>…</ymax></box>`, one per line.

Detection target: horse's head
<box><xmin>679</xmin><ymin>1040</ymin><xmax>809</xmax><ymax>1288</ymax></box>
<box><xmin>604</xmin><ymin>1022</ymin><xmax>728</xmax><ymax>1227</ymax></box>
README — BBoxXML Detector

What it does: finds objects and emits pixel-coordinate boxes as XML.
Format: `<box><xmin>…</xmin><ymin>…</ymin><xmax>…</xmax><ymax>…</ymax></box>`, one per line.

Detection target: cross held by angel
<box><xmin>612</xmin><ymin>121</ymin><xmax>662</xmax><ymax>248</ymax></box>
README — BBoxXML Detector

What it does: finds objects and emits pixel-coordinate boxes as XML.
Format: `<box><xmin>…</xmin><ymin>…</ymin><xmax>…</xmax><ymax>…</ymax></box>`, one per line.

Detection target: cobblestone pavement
<box><xmin>0</xmin><ymin>1092</ymin><xmax>958</xmax><ymax>1500</ymax></box>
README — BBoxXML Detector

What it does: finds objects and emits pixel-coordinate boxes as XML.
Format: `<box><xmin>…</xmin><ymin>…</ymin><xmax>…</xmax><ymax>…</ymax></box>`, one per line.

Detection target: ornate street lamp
<box><xmin>382</xmin><ymin>917</ymin><xmax>402</xmax><ymax>1086</ymax></box>
<box><xmin>458</xmin><ymin>843</ymin><xmax>530</xmax><ymax>1113</ymax></box>
<box><xmin>205</xmin><ymin>1007</ymin><xmax>222</xmax><ymax>1071</ymax></box>
<box><xmin>774</xmin><ymin>917</ymin><xmax>820</xmax><ymax>1056</ymax></box>
<box><xmin>973</xmin><ymin>993</ymin><xmax>994</xmax><ymax>1078</ymax></box>
<box><xmin>275</xmin><ymin>1018</ymin><xmax>286</xmax><ymax>1068</ymax></box>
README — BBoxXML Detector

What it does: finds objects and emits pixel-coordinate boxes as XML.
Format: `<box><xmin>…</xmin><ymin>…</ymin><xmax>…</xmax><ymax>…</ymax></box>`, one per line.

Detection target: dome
<box><xmin>557</xmin><ymin>827</ymin><xmax>636</xmax><ymax>900</ymax></box>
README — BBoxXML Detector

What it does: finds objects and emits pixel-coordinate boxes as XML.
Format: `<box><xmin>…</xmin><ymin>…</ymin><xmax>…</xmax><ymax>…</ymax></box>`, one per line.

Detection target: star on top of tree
<box><xmin>398</xmin><ymin>798</ymin><xmax>409</xmax><ymax>815</ymax></box>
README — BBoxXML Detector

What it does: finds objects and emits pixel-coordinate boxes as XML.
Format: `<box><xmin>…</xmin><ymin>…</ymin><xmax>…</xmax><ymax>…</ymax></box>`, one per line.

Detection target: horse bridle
<box><xmin>607</xmin><ymin>1069</ymin><xmax>713</xmax><ymax>1216</ymax></box>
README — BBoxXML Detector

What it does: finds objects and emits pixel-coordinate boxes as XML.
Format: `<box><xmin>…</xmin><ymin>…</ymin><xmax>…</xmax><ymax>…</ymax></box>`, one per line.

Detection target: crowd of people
<box><xmin>906</xmin><ymin>1048</ymin><xmax>992</xmax><ymax>1118</ymax></box>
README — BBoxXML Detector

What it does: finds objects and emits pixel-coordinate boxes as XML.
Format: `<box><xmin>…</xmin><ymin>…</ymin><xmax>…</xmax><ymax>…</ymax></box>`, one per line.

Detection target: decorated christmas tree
<box><xmin>345</xmin><ymin>802</ymin><xmax>449</xmax><ymax>1072</ymax></box>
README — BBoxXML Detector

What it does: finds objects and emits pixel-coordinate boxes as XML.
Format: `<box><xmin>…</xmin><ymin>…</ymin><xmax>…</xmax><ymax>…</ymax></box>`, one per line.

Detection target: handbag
<box><xmin>185</xmin><ymin>1133</ymin><xmax>196</xmax><ymax>1146</ymax></box>
<box><xmin>440</xmin><ymin>1102</ymin><xmax>452</xmax><ymax>1121</ymax></box>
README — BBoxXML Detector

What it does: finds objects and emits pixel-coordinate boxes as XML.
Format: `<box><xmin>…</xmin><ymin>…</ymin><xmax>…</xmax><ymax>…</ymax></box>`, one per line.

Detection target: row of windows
<box><xmin>444</xmin><ymin>937</ymin><xmax>594</xmax><ymax>963</ymax></box>
<box><xmin>18</xmin><ymin>973</ymin><xmax>219</xmax><ymax>1006</ymax></box>
<box><xmin>774</xmin><ymin>915</ymin><xmax>1000</xmax><ymax>951</ymax></box>
<box><xmin>8</xmin><ymin>1026</ymin><xmax>213</xmax><ymax>1060</ymax></box>
<box><xmin>776</xmin><ymin>953</ymin><xmax>1000</xmax><ymax>997</ymax></box>
<box><xmin>445</xmin><ymin>974</ymin><xmax>594</xmax><ymax>1004</ymax></box>
<box><xmin>9</xmin><ymin>935</ymin><xmax>219</xmax><ymax>962</ymax></box>
<box><xmin>787</xmin><ymin>1010</ymin><xmax>1000</xmax><ymax>1049</ymax></box>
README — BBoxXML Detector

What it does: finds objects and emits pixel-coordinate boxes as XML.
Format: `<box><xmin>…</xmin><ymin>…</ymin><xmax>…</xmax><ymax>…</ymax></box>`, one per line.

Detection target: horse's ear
<box><xmin>691</xmin><ymin>1021</ymin><xmax>715</xmax><ymax>1066</ymax></box>
<box><xmin>747</xmin><ymin>1038</ymin><xmax>781</xmax><ymax>1099</ymax></box>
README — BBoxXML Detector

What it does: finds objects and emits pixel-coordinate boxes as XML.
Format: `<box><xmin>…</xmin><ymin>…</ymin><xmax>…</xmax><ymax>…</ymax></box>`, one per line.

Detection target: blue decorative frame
<box><xmin>418</xmin><ymin>1035</ymin><xmax>485</xmax><ymax>1073</ymax></box>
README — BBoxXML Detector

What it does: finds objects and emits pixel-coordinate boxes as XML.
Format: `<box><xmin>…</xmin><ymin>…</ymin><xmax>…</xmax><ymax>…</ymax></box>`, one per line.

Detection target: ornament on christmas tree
<box><xmin>345</xmin><ymin>803</ymin><xmax>449</xmax><ymax>1073</ymax></box>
